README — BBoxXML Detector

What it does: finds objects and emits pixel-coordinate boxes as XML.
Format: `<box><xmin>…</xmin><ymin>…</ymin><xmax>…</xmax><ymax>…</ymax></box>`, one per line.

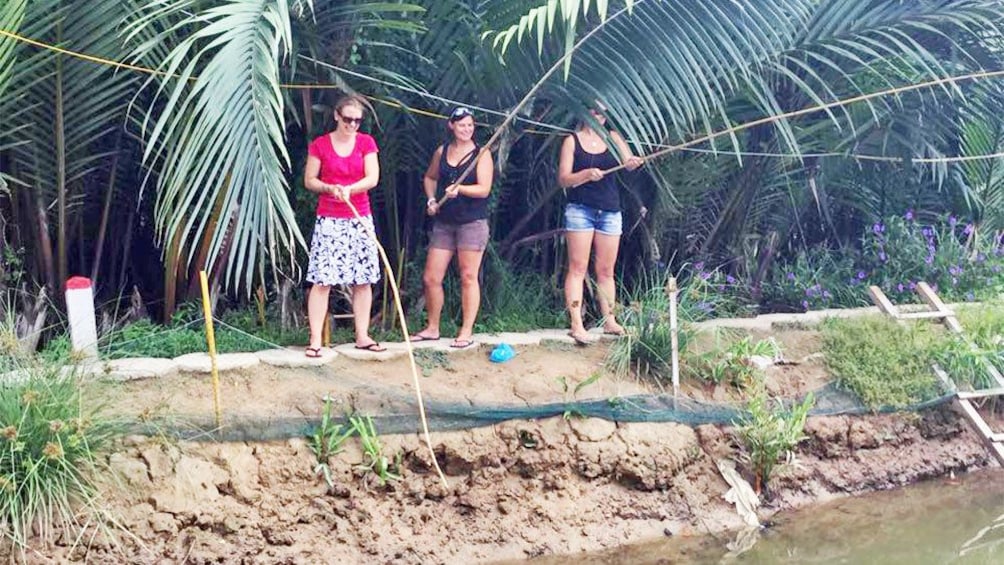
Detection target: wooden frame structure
<box><xmin>868</xmin><ymin>282</ymin><xmax>1004</xmax><ymax>465</ymax></box>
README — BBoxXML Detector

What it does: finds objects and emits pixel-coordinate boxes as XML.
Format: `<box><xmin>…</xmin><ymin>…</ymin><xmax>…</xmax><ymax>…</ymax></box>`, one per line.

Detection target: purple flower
<box><xmin>964</xmin><ymin>223</ymin><xmax>974</xmax><ymax>236</ymax></box>
<box><xmin>949</xmin><ymin>265</ymin><xmax>962</xmax><ymax>276</ymax></box>
<box><xmin>857</xmin><ymin>270</ymin><xmax>867</xmax><ymax>280</ymax></box>
<box><xmin>977</xmin><ymin>253</ymin><xmax>987</xmax><ymax>263</ymax></box>
<box><xmin>949</xmin><ymin>215</ymin><xmax>958</xmax><ymax>227</ymax></box>
<box><xmin>822</xmin><ymin>290</ymin><xmax>832</xmax><ymax>299</ymax></box>
<box><xmin>878</xmin><ymin>251</ymin><xmax>887</xmax><ymax>262</ymax></box>
<box><xmin>925</xmin><ymin>255</ymin><xmax>934</xmax><ymax>265</ymax></box>
<box><xmin>786</xmin><ymin>272</ymin><xmax>796</xmax><ymax>281</ymax></box>
<box><xmin>726</xmin><ymin>275</ymin><xmax>736</xmax><ymax>285</ymax></box>
<box><xmin>872</xmin><ymin>223</ymin><xmax>885</xmax><ymax>235</ymax></box>
<box><xmin>694</xmin><ymin>261</ymin><xmax>705</xmax><ymax>272</ymax></box>
<box><xmin>909</xmin><ymin>281</ymin><xmax>917</xmax><ymax>291</ymax></box>
<box><xmin>922</xmin><ymin>227</ymin><xmax>934</xmax><ymax>239</ymax></box>
<box><xmin>801</xmin><ymin>300</ymin><xmax>809</xmax><ymax>311</ymax></box>
<box><xmin>700</xmin><ymin>271</ymin><xmax>711</xmax><ymax>280</ymax></box>
<box><xmin>897</xmin><ymin>283</ymin><xmax>905</xmax><ymax>293</ymax></box>
<box><xmin>905</xmin><ymin>209</ymin><xmax>914</xmax><ymax>221</ymax></box>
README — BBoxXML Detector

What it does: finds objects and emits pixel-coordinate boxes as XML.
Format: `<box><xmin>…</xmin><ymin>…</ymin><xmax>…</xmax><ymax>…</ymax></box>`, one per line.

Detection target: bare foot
<box><xmin>602</xmin><ymin>321</ymin><xmax>626</xmax><ymax>336</ymax></box>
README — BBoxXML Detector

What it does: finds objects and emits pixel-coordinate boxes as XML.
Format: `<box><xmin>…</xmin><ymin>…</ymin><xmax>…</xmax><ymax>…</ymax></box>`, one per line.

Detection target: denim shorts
<box><xmin>564</xmin><ymin>203</ymin><xmax>623</xmax><ymax>236</ymax></box>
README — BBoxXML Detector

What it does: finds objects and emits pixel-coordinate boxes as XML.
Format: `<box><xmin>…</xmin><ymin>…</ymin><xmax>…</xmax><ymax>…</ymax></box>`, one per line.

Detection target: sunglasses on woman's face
<box><xmin>339</xmin><ymin>114</ymin><xmax>363</xmax><ymax>125</ymax></box>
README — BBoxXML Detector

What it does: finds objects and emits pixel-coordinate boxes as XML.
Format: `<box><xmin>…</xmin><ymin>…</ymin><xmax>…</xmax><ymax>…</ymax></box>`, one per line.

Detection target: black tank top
<box><xmin>568</xmin><ymin>133</ymin><xmax>621</xmax><ymax>212</ymax></box>
<box><xmin>437</xmin><ymin>143</ymin><xmax>488</xmax><ymax>225</ymax></box>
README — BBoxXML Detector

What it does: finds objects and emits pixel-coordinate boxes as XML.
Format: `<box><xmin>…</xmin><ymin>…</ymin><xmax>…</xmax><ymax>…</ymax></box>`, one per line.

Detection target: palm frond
<box><xmin>130</xmin><ymin>0</ymin><xmax>305</xmax><ymax>290</ymax></box>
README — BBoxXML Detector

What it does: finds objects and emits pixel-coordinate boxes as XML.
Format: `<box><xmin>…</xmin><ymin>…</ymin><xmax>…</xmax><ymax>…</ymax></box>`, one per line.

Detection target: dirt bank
<box><xmin>27</xmin><ymin>405</ymin><xmax>991</xmax><ymax>564</ymax></box>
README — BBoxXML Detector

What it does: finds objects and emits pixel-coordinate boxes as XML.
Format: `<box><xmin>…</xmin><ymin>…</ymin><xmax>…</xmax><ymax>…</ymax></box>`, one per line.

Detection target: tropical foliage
<box><xmin>2</xmin><ymin>0</ymin><xmax>1004</xmax><ymax>345</ymax></box>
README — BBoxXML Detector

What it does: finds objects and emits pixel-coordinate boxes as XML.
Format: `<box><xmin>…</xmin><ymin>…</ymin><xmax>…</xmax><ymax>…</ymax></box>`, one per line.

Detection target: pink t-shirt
<box><xmin>307</xmin><ymin>132</ymin><xmax>379</xmax><ymax>218</ymax></box>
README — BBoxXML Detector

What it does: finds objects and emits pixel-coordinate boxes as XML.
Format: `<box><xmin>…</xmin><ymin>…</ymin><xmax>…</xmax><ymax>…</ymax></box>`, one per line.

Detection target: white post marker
<box><xmin>65</xmin><ymin>276</ymin><xmax>99</xmax><ymax>360</ymax></box>
<box><xmin>667</xmin><ymin>276</ymin><xmax>680</xmax><ymax>399</ymax></box>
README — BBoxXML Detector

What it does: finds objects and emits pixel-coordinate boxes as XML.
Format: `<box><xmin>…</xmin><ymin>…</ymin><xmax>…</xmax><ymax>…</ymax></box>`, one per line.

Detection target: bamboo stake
<box><xmin>199</xmin><ymin>270</ymin><xmax>222</xmax><ymax>428</ymax></box>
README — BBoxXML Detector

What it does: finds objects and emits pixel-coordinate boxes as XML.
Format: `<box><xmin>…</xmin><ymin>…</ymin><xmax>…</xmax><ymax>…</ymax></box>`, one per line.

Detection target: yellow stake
<box><xmin>199</xmin><ymin>270</ymin><xmax>223</xmax><ymax>428</ymax></box>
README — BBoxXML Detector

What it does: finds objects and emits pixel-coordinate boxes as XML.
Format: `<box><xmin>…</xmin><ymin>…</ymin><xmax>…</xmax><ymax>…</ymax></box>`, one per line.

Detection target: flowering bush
<box><xmin>861</xmin><ymin>214</ymin><xmax>1003</xmax><ymax>303</ymax></box>
<box><xmin>763</xmin><ymin>213</ymin><xmax>1004</xmax><ymax>312</ymax></box>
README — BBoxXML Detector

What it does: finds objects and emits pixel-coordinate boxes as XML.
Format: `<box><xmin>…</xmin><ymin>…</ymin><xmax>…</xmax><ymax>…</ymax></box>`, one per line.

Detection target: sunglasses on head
<box><xmin>339</xmin><ymin>113</ymin><xmax>363</xmax><ymax>125</ymax></box>
<box><xmin>449</xmin><ymin>107</ymin><xmax>474</xmax><ymax>122</ymax></box>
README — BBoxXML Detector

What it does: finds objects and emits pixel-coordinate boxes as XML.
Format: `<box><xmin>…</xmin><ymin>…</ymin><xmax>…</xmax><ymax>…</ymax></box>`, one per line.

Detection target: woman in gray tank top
<box><xmin>557</xmin><ymin>102</ymin><xmax>643</xmax><ymax>345</ymax></box>
<box><xmin>410</xmin><ymin>107</ymin><xmax>494</xmax><ymax>348</ymax></box>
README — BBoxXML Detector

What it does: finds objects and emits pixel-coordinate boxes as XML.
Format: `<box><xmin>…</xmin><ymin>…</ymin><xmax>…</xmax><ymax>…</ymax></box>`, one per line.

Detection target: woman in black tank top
<box><xmin>557</xmin><ymin>103</ymin><xmax>644</xmax><ymax>345</ymax></box>
<box><xmin>410</xmin><ymin>107</ymin><xmax>495</xmax><ymax>348</ymax></box>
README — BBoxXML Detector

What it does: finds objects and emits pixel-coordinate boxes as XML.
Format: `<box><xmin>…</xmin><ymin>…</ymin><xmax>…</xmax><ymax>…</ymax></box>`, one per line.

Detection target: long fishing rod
<box><xmin>600</xmin><ymin>66</ymin><xmax>1004</xmax><ymax>175</ymax></box>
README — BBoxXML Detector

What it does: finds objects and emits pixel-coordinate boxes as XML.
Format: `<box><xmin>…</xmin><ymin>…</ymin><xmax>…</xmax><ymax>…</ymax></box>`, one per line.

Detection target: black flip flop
<box><xmin>409</xmin><ymin>334</ymin><xmax>440</xmax><ymax>342</ymax></box>
<box><xmin>354</xmin><ymin>342</ymin><xmax>387</xmax><ymax>352</ymax></box>
<box><xmin>450</xmin><ymin>339</ymin><xmax>476</xmax><ymax>349</ymax></box>
<box><xmin>305</xmin><ymin>346</ymin><xmax>323</xmax><ymax>358</ymax></box>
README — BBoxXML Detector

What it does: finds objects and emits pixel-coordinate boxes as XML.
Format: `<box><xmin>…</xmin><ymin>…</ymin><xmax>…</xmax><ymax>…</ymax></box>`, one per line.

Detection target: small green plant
<box><xmin>686</xmin><ymin>333</ymin><xmax>781</xmax><ymax>389</ymax></box>
<box><xmin>558</xmin><ymin>372</ymin><xmax>601</xmax><ymax>419</ymax></box>
<box><xmin>0</xmin><ymin>361</ymin><xmax>117</xmax><ymax>550</ymax></box>
<box><xmin>735</xmin><ymin>390</ymin><xmax>814</xmax><ymax>494</ymax></box>
<box><xmin>349</xmin><ymin>415</ymin><xmax>400</xmax><ymax>485</ymax></box>
<box><xmin>308</xmin><ymin>397</ymin><xmax>353</xmax><ymax>490</ymax></box>
<box><xmin>413</xmin><ymin>348</ymin><xmax>450</xmax><ymax>377</ymax></box>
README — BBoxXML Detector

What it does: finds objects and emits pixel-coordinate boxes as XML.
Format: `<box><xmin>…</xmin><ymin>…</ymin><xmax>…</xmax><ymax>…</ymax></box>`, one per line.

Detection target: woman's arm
<box><xmin>423</xmin><ymin>147</ymin><xmax>442</xmax><ymax>213</ymax></box>
<box><xmin>611</xmin><ymin>131</ymin><xmax>644</xmax><ymax>171</ymax></box>
<box><xmin>303</xmin><ymin>155</ymin><xmax>336</xmax><ymax>195</ymax></box>
<box><xmin>456</xmin><ymin>150</ymin><xmax>494</xmax><ymax>199</ymax></box>
<box><xmin>558</xmin><ymin>134</ymin><xmax>603</xmax><ymax>188</ymax></box>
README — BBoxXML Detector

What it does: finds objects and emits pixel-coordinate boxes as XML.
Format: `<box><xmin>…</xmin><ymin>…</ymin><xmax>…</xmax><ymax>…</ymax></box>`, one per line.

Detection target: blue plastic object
<box><xmin>489</xmin><ymin>343</ymin><xmax>515</xmax><ymax>363</ymax></box>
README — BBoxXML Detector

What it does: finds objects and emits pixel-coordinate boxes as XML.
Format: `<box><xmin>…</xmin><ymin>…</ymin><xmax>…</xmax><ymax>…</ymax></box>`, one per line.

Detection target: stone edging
<box><xmin>2</xmin><ymin>301</ymin><xmax>976</xmax><ymax>383</ymax></box>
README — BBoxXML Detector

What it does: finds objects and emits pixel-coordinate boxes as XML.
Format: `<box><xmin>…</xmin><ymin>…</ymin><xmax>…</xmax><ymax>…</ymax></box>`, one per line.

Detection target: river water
<box><xmin>531</xmin><ymin>469</ymin><xmax>1004</xmax><ymax>564</ymax></box>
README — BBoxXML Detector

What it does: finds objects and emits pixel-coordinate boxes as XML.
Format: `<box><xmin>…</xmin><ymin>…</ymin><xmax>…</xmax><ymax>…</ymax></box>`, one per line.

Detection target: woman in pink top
<box><xmin>303</xmin><ymin>95</ymin><xmax>385</xmax><ymax>356</ymax></box>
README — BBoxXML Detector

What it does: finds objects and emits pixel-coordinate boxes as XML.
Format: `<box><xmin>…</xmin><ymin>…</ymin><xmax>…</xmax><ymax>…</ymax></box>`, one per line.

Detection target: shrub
<box><xmin>686</xmin><ymin>334</ymin><xmax>781</xmax><ymax>389</ymax></box>
<box><xmin>762</xmin><ymin>247</ymin><xmax>864</xmax><ymax>312</ymax></box>
<box><xmin>0</xmin><ymin>362</ymin><xmax>116</xmax><ymax>550</ymax></box>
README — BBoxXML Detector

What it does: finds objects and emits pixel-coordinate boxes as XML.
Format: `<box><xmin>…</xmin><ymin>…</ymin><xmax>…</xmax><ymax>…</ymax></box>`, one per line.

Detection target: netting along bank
<box><xmin>128</xmin><ymin>381</ymin><xmax>955</xmax><ymax>442</ymax></box>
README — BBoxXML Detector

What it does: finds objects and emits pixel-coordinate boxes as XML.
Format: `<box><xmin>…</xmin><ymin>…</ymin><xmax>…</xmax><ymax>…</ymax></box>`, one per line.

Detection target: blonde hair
<box><xmin>335</xmin><ymin>95</ymin><xmax>365</xmax><ymax>115</ymax></box>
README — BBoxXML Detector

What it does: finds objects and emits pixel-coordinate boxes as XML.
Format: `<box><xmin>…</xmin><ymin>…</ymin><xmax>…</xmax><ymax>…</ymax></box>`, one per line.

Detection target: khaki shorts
<box><xmin>429</xmin><ymin>219</ymin><xmax>490</xmax><ymax>251</ymax></box>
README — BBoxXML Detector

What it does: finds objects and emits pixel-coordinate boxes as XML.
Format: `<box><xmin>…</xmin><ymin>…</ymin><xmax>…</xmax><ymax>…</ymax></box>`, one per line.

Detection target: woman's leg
<box><xmin>307</xmin><ymin>283</ymin><xmax>331</xmax><ymax>348</ymax></box>
<box><xmin>416</xmin><ymin>248</ymin><xmax>454</xmax><ymax>338</ymax></box>
<box><xmin>593</xmin><ymin>232</ymin><xmax>624</xmax><ymax>333</ymax></box>
<box><xmin>456</xmin><ymin>249</ymin><xmax>486</xmax><ymax>342</ymax></box>
<box><xmin>564</xmin><ymin>230</ymin><xmax>595</xmax><ymax>339</ymax></box>
<box><xmin>352</xmin><ymin>283</ymin><xmax>374</xmax><ymax>345</ymax></box>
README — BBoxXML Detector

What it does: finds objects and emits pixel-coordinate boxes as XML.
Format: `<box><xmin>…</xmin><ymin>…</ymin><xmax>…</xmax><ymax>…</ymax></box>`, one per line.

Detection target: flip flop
<box><xmin>354</xmin><ymin>342</ymin><xmax>388</xmax><ymax>352</ymax></box>
<box><xmin>450</xmin><ymin>339</ymin><xmax>476</xmax><ymax>349</ymax></box>
<box><xmin>305</xmin><ymin>347</ymin><xmax>322</xmax><ymax>358</ymax></box>
<box><xmin>409</xmin><ymin>334</ymin><xmax>440</xmax><ymax>342</ymax></box>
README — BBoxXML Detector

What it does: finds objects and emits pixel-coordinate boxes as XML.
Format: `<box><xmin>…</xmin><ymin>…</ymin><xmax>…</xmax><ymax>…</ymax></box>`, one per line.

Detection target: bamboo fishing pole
<box><xmin>599</xmin><ymin>66</ymin><xmax>1004</xmax><ymax>175</ymax></box>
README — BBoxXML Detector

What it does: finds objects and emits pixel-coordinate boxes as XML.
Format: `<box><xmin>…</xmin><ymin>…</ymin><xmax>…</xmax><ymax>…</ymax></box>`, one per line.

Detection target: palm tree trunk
<box><xmin>91</xmin><ymin>132</ymin><xmax>122</xmax><ymax>286</ymax></box>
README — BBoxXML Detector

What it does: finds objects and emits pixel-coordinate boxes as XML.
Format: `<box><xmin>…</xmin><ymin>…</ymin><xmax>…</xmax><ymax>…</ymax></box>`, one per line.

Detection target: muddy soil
<box><xmin>10</xmin><ymin>328</ymin><xmax>997</xmax><ymax>563</ymax></box>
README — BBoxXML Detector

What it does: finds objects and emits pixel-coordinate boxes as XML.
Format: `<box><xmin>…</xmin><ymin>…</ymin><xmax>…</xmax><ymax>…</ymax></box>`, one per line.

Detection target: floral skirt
<box><xmin>306</xmin><ymin>216</ymin><xmax>381</xmax><ymax>286</ymax></box>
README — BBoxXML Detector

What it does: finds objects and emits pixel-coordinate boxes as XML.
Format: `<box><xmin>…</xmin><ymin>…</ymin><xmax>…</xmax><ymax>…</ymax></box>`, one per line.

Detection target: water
<box><xmin>530</xmin><ymin>470</ymin><xmax>1004</xmax><ymax>564</ymax></box>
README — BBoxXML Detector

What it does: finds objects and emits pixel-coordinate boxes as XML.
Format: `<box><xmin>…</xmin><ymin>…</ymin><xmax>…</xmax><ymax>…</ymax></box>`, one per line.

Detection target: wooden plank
<box><xmin>897</xmin><ymin>311</ymin><xmax>952</xmax><ymax>320</ymax></box>
<box><xmin>955</xmin><ymin>398</ymin><xmax>1004</xmax><ymax>466</ymax></box>
<box><xmin>868</xmin><ymin>285</ymin><xmax>900</xmax><ymax>317</ymax></box>
<box><xmin>991</xmin><ymin>433</ymin><xmax>1004</xmax><ymax>443</ymax></box>
<box><xmin>957</xmin><ymin>388</ymin><xmax>1004</xmax><ymax>400</ymax></box>
<box><xmin>932</xmin><ymin>364</ymin><xmax>958</xmax><ymax>394</ymax></box>
<box><xmin>915</xmin><ymin>282</ymin><xmax>963</xmax><ymax>332</ymax></box>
